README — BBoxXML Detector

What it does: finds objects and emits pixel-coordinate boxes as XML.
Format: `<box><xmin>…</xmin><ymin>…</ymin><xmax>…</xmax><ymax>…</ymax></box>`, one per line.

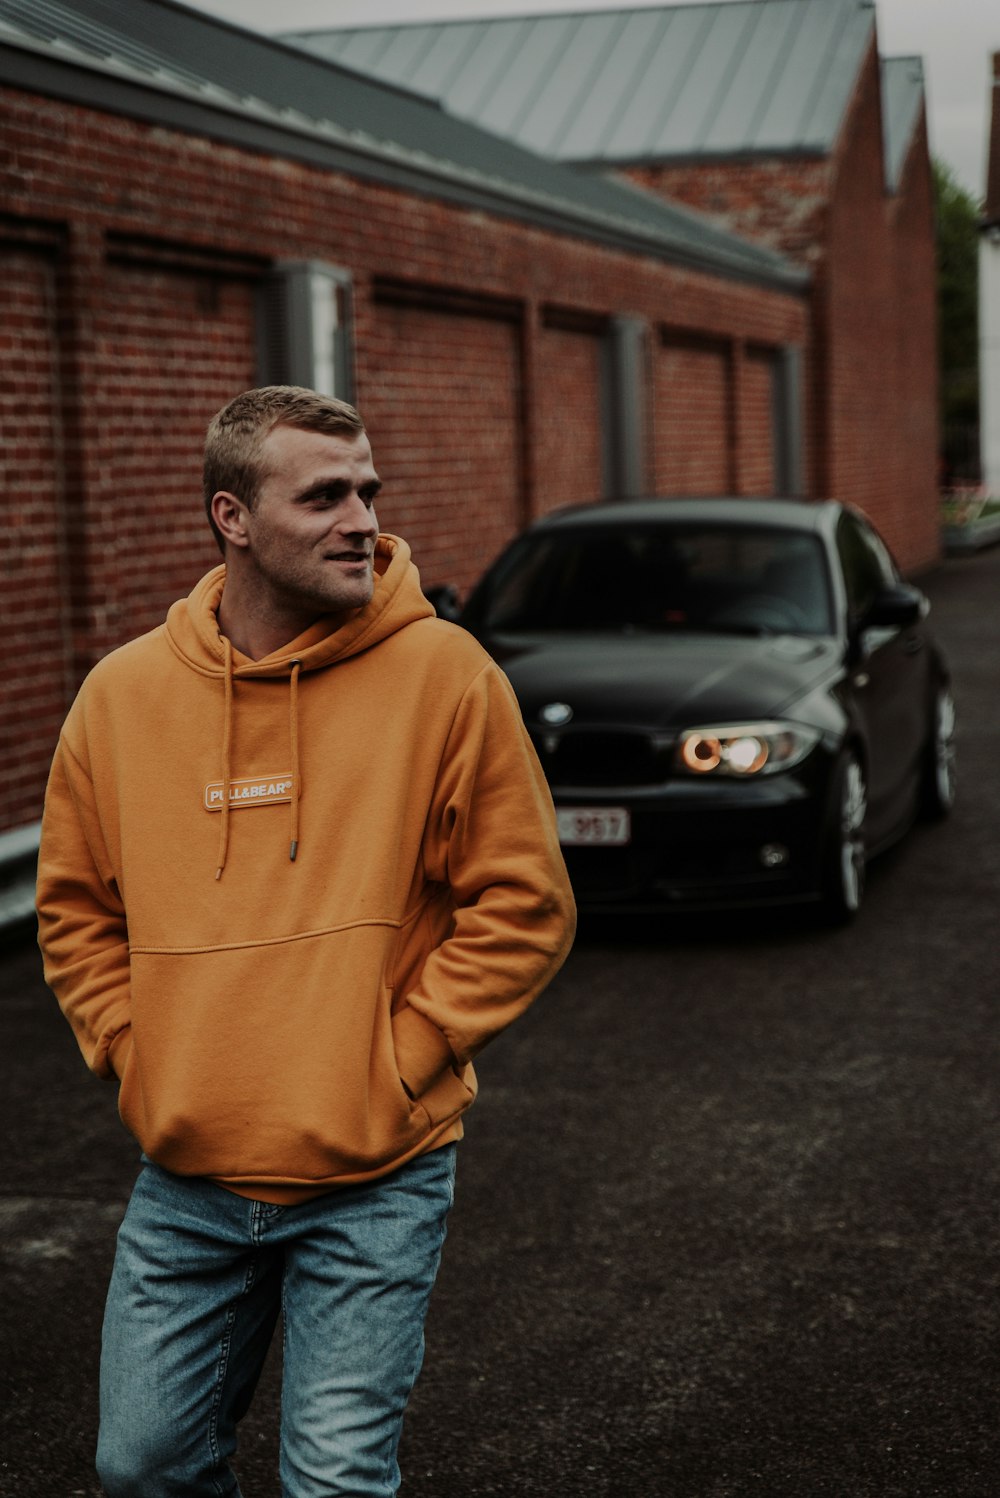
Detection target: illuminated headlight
<box><xmin>676</xmin><ymin>722</ymin><xmax>820</xmax><ymax>777</ymax></box>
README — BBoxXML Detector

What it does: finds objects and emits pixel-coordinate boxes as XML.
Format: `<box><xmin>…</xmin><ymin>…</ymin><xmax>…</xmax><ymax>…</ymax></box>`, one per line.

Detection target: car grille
<box><xmin>563</xmin><ymin>843</ymin><xmax>794</xmax><ymax>903</ymax></box>
<box><xmin>531</xmin><ymin>729</ymin><xmax>670</xmax><ymax>788</ymax></box>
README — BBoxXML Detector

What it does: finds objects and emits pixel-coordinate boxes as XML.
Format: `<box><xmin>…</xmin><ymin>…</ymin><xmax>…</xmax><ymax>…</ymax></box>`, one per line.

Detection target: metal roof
<box><xmin>880</xmin><ymin>56</ymin><xmax>926</xmax><ymax>193</ymax></box>
<box><xmin>285</xmin><ymin>1</ymin><xmax>912</xmax><ymax>173</ymax></box>
<box><xmin>0</xmin><ymin>0</ymin><xmax>804</xmax><ymax>289</ymax></box>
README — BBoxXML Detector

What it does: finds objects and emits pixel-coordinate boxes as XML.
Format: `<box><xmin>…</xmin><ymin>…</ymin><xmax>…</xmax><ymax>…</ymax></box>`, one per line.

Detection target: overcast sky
<box><xmin>181</xmin><ymin>0</ymin><xmax>996</xmax><ymax>197</ymax></box>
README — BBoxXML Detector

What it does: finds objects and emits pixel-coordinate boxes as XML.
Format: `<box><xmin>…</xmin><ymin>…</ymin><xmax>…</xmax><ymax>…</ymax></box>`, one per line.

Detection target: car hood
<box><xmin>482</xmin><ymin>631</ymin><xmax>842</xmax><ymax>728</ymax></box>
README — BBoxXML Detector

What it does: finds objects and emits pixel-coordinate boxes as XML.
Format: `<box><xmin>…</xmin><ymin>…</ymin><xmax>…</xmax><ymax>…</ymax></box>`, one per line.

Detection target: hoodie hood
<box><xmin>165</xmin><ymin>532</ymin><xmax>434</xmax><ymax>679</ymax></box>
<box><xmin>162</xmin><ymin>533</ymin><xmax>434</xmax><ymax>877</ymax></box>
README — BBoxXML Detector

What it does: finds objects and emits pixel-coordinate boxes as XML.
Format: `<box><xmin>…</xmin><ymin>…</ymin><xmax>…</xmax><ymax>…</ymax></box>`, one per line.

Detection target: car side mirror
<box><xmin>863</xmin><ymin>584</ymin><xmax>927</xmax><ymax>630</ymax></box>
<box><xmin>423</xmin><ymin>583</ymin><xmax>462</xmax><ymax>621</ymax></box>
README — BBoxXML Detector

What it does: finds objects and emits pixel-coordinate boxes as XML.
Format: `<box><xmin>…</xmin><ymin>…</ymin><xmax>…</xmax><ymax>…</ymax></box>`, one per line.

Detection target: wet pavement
<box><xmin>2</xmin><ymin>543</ymin><xmax>998</xmax><ymax>1497</ymax></box>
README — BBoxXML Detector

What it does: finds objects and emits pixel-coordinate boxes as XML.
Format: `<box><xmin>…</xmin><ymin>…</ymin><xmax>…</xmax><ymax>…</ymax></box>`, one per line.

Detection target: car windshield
<box><xmin>469</xmin><ymin>522</ymin><xmax>835</xmax><ymax>636</ymax></box>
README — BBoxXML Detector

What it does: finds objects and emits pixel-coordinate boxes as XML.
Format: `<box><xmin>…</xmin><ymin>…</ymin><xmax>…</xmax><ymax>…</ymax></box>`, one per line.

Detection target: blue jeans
<box><xmin>97</xmin><ymin>1145</ymin><xmax>457</xmax><ymax>1498</ymax></box>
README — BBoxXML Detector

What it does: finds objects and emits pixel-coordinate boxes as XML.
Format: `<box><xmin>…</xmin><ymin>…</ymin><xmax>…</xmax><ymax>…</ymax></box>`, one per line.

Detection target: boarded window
<box><xmin>363</xmin><ymin>301</ymin><xmax>521</xmax><ymax>594</ymax></box>
<box><xmin>654</xmin><ymin>335</ymin><xmax>731</xmax><ymax>495</ymax></box>
<box><xmin>0</xmin><ymin>251</ymin><xmax>66</xmax><ymax>828</ymax></box>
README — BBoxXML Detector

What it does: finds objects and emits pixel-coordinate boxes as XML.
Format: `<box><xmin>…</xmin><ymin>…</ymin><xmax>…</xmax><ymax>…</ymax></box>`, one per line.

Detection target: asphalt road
<box><xmin>3</xmin><ymin>543</ymin><xmax>999</xmax><ymax>1498</ymax></box>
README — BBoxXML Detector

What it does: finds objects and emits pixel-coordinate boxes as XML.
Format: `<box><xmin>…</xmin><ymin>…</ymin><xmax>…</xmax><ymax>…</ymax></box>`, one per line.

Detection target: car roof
<box><xmin>530</xmin><ymin>496</ymin><xmax>842</xmax><ymax>536</ymax></box>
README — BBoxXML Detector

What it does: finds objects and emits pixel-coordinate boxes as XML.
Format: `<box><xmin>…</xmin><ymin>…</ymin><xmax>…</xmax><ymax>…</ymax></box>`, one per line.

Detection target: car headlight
<box><xmin>675</xmin><ymin>722</ymin><xmax>820</xmax><ymax>777</ymax></box>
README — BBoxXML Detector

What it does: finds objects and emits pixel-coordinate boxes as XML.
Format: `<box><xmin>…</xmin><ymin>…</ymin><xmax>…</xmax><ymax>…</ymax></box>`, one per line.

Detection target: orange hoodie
<box><xmin>37</xmin><ymin>535</ymin><xmax>575</xmax><ymax>1203</ymax></box>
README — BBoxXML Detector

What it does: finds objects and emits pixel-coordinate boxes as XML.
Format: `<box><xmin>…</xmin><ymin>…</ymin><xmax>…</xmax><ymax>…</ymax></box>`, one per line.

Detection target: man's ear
<box><xmin>211</xmin><ymin>491</ymin><xmax>251</xmax><ymax>551</ymax></box>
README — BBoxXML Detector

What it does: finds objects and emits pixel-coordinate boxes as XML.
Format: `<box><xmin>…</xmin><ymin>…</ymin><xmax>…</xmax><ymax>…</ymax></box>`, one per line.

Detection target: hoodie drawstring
<box><xmin>289</xmin><ymin>660</ymin><xmax>301</xmax><ymax>863</ymax></box>
<box><xmin>215</xmin><ymin>648</ymin><xmax>302</xmax><ymax>879</ymax></box>
<box><xmin>215</xmin><ymin>636</ymin><xmax>234</xmax><ymax>881</ymax></box>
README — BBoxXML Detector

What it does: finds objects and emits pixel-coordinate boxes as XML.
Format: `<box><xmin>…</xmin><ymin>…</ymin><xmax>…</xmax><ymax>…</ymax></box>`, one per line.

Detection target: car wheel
<box><xmin>921</xmin><ymin>683</ymin><xmax>956</xmax><ymax>818</ymax></box>
<box><xmin>821</xmin><ymin>752</ymin><xmax>867</xmax><ymax>923</ymax></box>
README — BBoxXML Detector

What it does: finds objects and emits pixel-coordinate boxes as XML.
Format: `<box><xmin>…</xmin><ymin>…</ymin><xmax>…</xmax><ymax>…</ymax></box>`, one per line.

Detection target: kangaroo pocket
<box><xmin>122</xmin><ymin>924</ymin><xmax>468</xmax><ymax>1188</ymax></box>
<box><xmin>411</xmin><ymin>1052</ymin><xmax>477</xmax><ymax>1129</ymax></box>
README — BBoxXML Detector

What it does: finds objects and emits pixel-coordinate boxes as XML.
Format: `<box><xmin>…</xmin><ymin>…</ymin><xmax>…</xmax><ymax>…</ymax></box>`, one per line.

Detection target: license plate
<box><xmin>556</xmin><ymin>807</ymin><xmax>631</xmax><ymax>846</ymax></box>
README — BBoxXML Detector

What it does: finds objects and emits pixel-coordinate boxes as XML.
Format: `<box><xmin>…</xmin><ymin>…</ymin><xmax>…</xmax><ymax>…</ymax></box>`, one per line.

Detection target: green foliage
<box><xmin>934</xmin><ymin>159</ymin><xmax>980</xmax><ymax>460</ymax></box>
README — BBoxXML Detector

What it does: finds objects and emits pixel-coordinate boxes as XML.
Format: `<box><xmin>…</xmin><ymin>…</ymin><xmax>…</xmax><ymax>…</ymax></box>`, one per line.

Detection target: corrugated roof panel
<box><xmin>426</xmin><ymin>19</ymin><xmax>520</xmax><ymax>118</ymax></box>
<box><xmin>881</xmin><ymin>56</ymin><xmax>924</xmax><ymax>191</ymax></box>
<box><xmin>407</xmin><ymin>21</ymin><xmax>501</xmax><ymax>99</ymax></box>
<box><xmin>511</xmin><ymin>12</ymin><xmax>628</xmax><ymax>156</ymax></box>
<box><xmin>472</xmin><ymin>20</ymin><xmax>569</xmax><ymax>139</ymax></box>
<box><xmin>360</xmin><ymin>24</ymin><xmax>443</xmax><ymax>88</ymax></box>
<box><xmin>288</xmin><ymin>3</ymin><xmax>892</xmax><ymax>167</ymax></box>
<box><xmin>789</xmin><ymin>3</ymin><xmax>875</xmax><ymax>152</ymax></box>
<box><xmin>644</xmin><ymin>5</ymin><xmax>756</xmax><ymax>156</ymax></box>
<box><xmin>748</xmin><ymin>0</ymin><xmax>852</xmax><ymax>153</ymax></box>
<box><xmin>315</xmin><ymin>26</ymin><xmax>400</xmax><ymax>75</ymax></box>
<box><xmin>601</xmin><ymin>7</ymin><xmax>713</xmax><ymax>159</ymax></box>
<box><xmin>699</xmin><ymin>2</ymin><xmax>808</xmax><ymax>154</ymax></box>
<box><xmin>2</xmin><ymin>0</ymin><xmax>206</xmax><ymax>87</ymax></box>
<box><xmin>640</xmin><ymin>6</ymin><xmax>727</xmax><ymax>155</ymax></box>
<box><xmin>554</xmin><ymin>9</ymin><xmax>669</xmax><ymax>160</ymax></box>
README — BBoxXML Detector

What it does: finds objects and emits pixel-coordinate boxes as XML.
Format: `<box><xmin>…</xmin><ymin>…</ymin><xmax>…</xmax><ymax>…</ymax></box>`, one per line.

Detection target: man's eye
<box><xmin>305</xmin><ymin>486</ymin><xmax>378</xmax><ymax>509</ymax></box>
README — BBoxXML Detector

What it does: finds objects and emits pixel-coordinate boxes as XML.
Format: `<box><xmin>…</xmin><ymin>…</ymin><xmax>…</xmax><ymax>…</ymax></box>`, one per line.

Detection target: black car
<box><xmin>458</xmin><ymin>498</ymin><xmax>956</xmax><ymax>920</ymax></box>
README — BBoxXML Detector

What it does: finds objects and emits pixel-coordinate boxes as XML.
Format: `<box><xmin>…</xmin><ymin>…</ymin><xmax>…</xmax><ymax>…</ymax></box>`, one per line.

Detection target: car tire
<box><xmin>820</xmin><ymin>751</ymin><xmax>867</xmax><ymax>924</ymax></box>
<box><xmin>921</xmin><ymin>682</ymin><xmax>956</xmax><ymax>819</ymax></box>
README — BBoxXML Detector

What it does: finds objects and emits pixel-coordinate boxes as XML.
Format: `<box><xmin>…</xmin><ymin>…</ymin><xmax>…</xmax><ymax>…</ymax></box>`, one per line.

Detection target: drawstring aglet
<box><xmin>215</xmin><ymin>866</ymin><xmax>224</xmax><ymax>881</ymax></box>
<box><xmin>289</xmin><ymin>841</ymin><xmax>298</xmax><ymax>862</ymax></box>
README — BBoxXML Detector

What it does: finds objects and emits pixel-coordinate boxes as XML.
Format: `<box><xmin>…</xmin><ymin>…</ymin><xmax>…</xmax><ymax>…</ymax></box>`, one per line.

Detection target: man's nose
<box><xmin>338</xmin><ymin>491</ymin><xmax>378</xmax><ymax>534</ymax></box>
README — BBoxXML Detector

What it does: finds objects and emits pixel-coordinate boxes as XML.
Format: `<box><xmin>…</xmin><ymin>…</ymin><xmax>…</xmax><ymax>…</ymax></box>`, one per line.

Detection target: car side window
<box><xmin>479</xmin><ymin>536</ymin><xmax>561</xmax><ymax>629</ymax></box>
<box><xmin>862</xmin><ymin>523</ymin><xmax>899</xmax><ymax>588</ymax></box>
<box><xmin>837</xmin><ymin>514</ymin><xmax>896</xmax><ymax>621</ymax></box>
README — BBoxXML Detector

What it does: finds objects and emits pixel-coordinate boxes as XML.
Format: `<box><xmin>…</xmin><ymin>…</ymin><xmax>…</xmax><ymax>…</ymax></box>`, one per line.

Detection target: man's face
<box><xmin>240</xmin><ymin>424</ymin><xmax>382</xmax><ymax>618</ymax></box>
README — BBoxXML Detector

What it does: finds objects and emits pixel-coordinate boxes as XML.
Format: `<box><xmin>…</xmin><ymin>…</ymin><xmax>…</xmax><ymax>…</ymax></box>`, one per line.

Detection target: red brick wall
<box><xmin>626</xmin><ymin>156</ymin><xmax>830</xmax><ymax>271</ymax></box>
<box><xmin>0</xmin><ymin>84</ymin><xmax>808</xmax><ymax>832</ymax></box>
<box><xmin>364</xmin><ymin>298</ymin><xmax>522</xmax><ymax>585</ymax></box>
<box><xmin>0</xmin><ymin>250</ymin><xmax>68</xmax><ymax>828</ymax></box>
<box><xmin>741</xmin><ymin>349</ymin><xmax>777</xmax><ymax>496</ymax></box>
<box><xmin>621</xmin><ymin>39</ymin><xmax>939</xmax><ymax>574</ymax></box>
<box><xmin>535</xmin><ymin>325</ymin><xmax>606</xmax><ymax>514</ymax></box>
<box><xmin>654</xmin><ymin>335</ymin><xmax>731</xmax><ymax>494</ymax></box>
<box><xmin>879</xmin><ymin>118</ymin><xmax>939</xmax><ymax>567</ymax></box>
<box><xmin>823</xmin><ymin>48</ymin><xmax>939</xmax><ymax>571</ymax></box>
<box><xmin>88</xmin><ymin>260</ymin><xmax>256</xmax><ymax>655</ymax></box>
<box><xmin>627</xmin><ymin>160</ymin><xmax>828</xmax><ymax>505</ymax></box>
<box><xmin>652</xmin><ymin>338</ymin><xmax>778</xmax><ymax>497</ymax></box>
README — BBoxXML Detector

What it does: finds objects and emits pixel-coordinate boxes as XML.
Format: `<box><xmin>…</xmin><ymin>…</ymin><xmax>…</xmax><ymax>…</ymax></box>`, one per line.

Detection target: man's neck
<box><xmin>216</xmin><ymin>580</ymin><xmax>318</xmax><ymax>662</ymax></box>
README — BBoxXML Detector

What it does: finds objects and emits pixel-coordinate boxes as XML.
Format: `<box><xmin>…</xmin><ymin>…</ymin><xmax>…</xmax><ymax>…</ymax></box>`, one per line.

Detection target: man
<box><xmin>36</xmin><ymin>385</ymin><xmax>576</xmax><ymax>1498</ymax></box>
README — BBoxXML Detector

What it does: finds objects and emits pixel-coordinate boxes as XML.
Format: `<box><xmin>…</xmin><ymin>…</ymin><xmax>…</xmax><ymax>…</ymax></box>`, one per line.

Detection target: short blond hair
<box><xmin>203</xmin><ymin>386</ymin><xmax>366</xmax><ymax>551</ymax></box>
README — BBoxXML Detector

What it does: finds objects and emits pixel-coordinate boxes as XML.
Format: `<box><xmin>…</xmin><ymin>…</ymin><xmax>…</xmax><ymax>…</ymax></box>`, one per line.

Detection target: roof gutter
<box><xmin>0</xmin><ymin>33</ymin><xmax>807</xmax><ymax>295</ymax></box>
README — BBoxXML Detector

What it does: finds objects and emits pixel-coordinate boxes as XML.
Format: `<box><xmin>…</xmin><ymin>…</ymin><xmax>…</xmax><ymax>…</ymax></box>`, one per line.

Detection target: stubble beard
<box><xmin>255</xmin><ymin>551</ymin><xmax>375</xmax><ymax>625</ymax></box>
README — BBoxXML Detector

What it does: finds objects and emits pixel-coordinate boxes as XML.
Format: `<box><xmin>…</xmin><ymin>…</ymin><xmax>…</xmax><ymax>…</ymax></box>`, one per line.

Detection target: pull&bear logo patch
<box><xmin>204</xmin><ymin>774</ymin><xmax>294</xmax><ymax>811</ymax></box>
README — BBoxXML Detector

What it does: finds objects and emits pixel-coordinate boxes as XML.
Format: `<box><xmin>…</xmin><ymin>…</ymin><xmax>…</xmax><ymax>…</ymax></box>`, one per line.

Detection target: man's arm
<box><xmin>36</xmin><ymin>736</ymin><xmax>132</xmax><ymax>1080</ymax></box>
<box><xmin>392</xmin><ymin>661</ymin><xmax>576</xmax><ymax>1098</ymax></box>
